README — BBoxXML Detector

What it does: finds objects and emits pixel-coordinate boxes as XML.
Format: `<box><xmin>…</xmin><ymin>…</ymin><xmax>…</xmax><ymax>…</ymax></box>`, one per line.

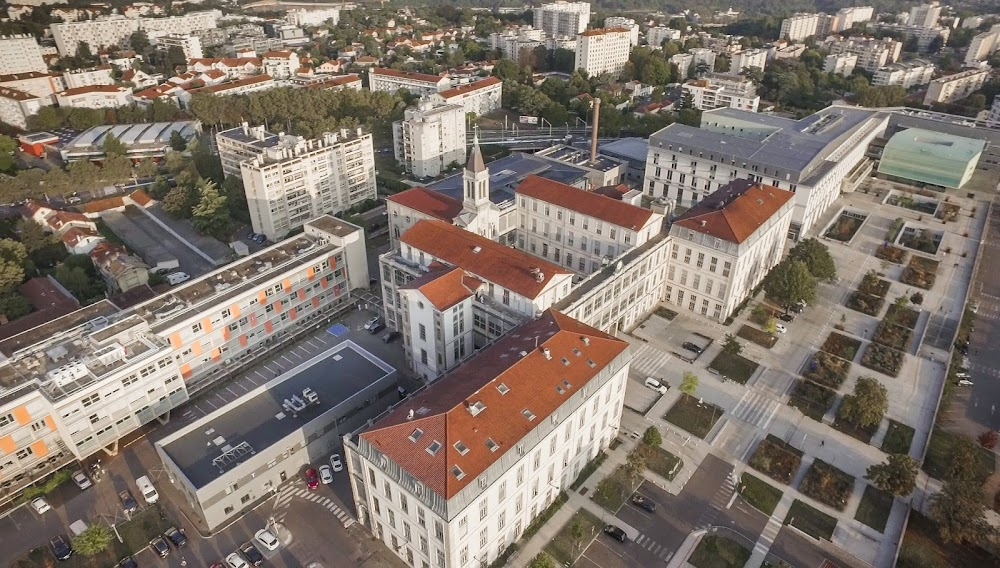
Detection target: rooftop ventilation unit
<box><xmin>542</xmin><ymin>348</ymin><xmax>552</xmax><ymax>360</ymax></box>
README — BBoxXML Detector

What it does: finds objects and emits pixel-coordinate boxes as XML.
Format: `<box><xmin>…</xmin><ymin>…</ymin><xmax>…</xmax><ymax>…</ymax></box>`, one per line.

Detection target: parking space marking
<box><xmin>216</xmin><ymin>393</ymin><xmax>228</xmax><ymax>404</ymax></box>
<box><xmin>226</xmin><ymin>386</ymin><xmax>239</xmax><ymax>397</ymax></box>
<box><xmin>281</xmin><ymin>355</ymin><xmax>294</xmax><ymax>365</ymax></box>
<box><xmin>296</xmin><ymin>346</ymin><xmax>310</xmax><ymax>355</ymax></box>
<box><xmin>253</xmin><ymin>370</ymin><xmax>267</xmax><ymax>381</ymax></box>
<box><xmin>203</xmin><ymin>399</ymin><xmax>217</xmax><ymax>410</ymax></box>
<box><xmin>306</xmin><ymin>338</ymin><xmax>322</xmax><ymax>349</ymax></box>
<box><xmin>235</xmin><ymin>381</ymin><xmax>249</xmax><ymax>393</ymax></box>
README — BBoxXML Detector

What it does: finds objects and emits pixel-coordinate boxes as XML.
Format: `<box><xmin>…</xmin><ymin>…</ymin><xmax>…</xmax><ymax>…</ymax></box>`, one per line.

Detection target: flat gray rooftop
<box><xmin>429</xmin><ymin>152</ymin><xmax>588</xmax><ymax>204</ymax></box>
<box><xmin>600</xmin><ymin>137</ymin><xmax>650</xmax><ymax>163</ymax></box>
<box><xmin>160</xmin><ymin>341</ymin><xmax>393</xmax><ymax>488</ymax></box>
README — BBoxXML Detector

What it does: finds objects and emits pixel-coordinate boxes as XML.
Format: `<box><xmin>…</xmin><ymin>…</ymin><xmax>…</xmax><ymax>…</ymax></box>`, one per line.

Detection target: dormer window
<box><xmin>451</xmin><ymin>465</ymin><xmax>465</xmax><ymax>480</ymax></box>
<box><xmin>454</xmin><ymin>441</ymin><xmax>469</xmax><ymax>455</ymax></box>
<box><xmin>426</xmin><ymin>440</ymin><xmax>442</xmax><ymax>456</ymax></box>
<box><xmin>496</xmin><ymin>383</ymin><xmax>510</xmax><ymax>395</ymax></box>
<box><xmin>485</xmin><ymin>438</ymin><xmax>499</xmax><ymax>452</ymax></box>
<box><xmin>522</xmin><ymin>409</ymin><xmax>536</xmax><ymax>421</ymax></box>
<box><xmin>409</xmin><ymin>428</ymin><xmax>424</xmax><ymax>442</ymax></box>
<box><xmin>467</xmin><ymin>401</ymin><xmax>486</xmax><ymax>416</ymax></box>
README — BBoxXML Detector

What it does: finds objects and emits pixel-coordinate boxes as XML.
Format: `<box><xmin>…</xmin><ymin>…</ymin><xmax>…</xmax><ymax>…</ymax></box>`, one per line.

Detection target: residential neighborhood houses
<box><xmin>0</xmin><ymin>2</ymin><xmax>997</xmax><ymax>568</ymax></box>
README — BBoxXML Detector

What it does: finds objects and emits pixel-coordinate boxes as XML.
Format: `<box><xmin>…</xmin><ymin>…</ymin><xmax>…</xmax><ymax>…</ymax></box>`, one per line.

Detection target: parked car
<box><xmin>254</xmin><ymin>234</ymin><xmax>267</xmax><ymax>245</ymax></box>
<box><xmin>304</xmin><ymin>468</ymin><xmax>319</xmax><ymax>490</ymax></box>
<box><xmin>643</xmin><ymin>377</ymin><xmax>668</xmax><ymax>394</ymax></box>
<box><xmin>166</xmin><ymin>272</ymin><xmax>191</xmax><ymax>286</ymax></box>
<box><xmin>364</xmin><ymin>316</ymin><xmax>381</xmax><ymax>330</ymax></box>
<box><xmin>241</xmin><ymin>544</ymin><xmax>264</xmax><ymax>566</ymax></box>
<box><xmin>71</xmin><ymin>470</ymin><xmax>92</xmax><ymax>490</ymax></box>
<box><xmin>603</xmin><ymin>525</ymin><xmax>628</xmax><ymax>543</ymax></box>
<box><xmin>50</xmin><ymin>535</ymin><xmax>73</xmax><ymax>561</ymax></box>
<box><xmin>779</xmin><ymin>313</ymin><xmax>795</xmax><ymax>322</ymax></box>
<box><xmin>254</xmin><ymin>528</ymin><xmax>280</xmax><ymax>551</ymax></box>
<box><xmin>330</xmin><ymin>453</ymin><xmax>344</xmax><ymax>472</ymax></box>
<box><xmin>788</xmin><ymin>301</ymin><xmax>805</xmax><ymax>314</ymax></box>
<box><xmin>319</xmin><ymin>465</ymin><xmax>334</xmax><ymax>485</ymax></box>
<box><xmin>225</xmin><ymin>552</ymin><xmax>249</xmax><ymax>568</ymax></box>
<box><xmin>119</xmin><ymin>490</ymin><xmax>138</xmax><ymax>513</ymax></box>
<box><xmin>31</xmin><ymin>498</ymin><xmax>51</xmax><ymax>515</ymax></box>
<box><xmin>381</xmin><ymin>330</ymin><xmax>401</xmax><ymax>343</ymax></box>
<box><xmin>149</xmin><ymin>537</ymin><xmax>170</xmax><ymax>558</ymax></box>
<box><xmin>775</xmin><ymin>324</ymin><xmax>787</xmax><ymax>334</ymax></box>
<box><xmin>368</xmin><ymin>321</ymin><xmax>385</xmax><ymax>334</ymax></box>
<box><xmin>958</xmin><ymin>379</ymin><xmax>974</xmax><ymax>386</ymax></box>
<box><xmin>117</xmin><ymin>556</ymin><xmax>138</xmax><ymax>568</ymax></box>
<box><xmin>631</xmin><ymin>493</ymin><xmax>656</xmax><ymax>513</ymax></box>
<box><xmin>163</xmin><ymin>526</ymin><xmax>187</xmax><ymax>547</ymax></box>
<box><xmin>681</xmin><ymin>342</ymin><xmax>703</xmax><ymax>354</ymax></box>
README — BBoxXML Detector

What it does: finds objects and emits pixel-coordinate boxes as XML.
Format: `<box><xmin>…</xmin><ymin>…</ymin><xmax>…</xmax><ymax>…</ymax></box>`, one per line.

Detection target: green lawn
<box><xmin>654</xmin><ymin>307</ymin><xmax>678</xmax><ymax>320</ymax></box>
<box><xmin>855</xmin><ymin>485</ymin><xmax>894</xmax><ymax>533</ymax></box>
<box><xmin>831</xmin><ymin>410</ymin><xmax>879</xmax><ymax>445</ymax></box>
<box><xmin>663</xmin><ymin>393</ymin><xmax>723</xmax><ymax>439</ymax></box>
<box><xmin>737</xmin><ymin>324</ymin><xmax>778</xmax><ymax>348</ymax></box>
<box><xmin>785</xmin><ymin>499</ymin><xmax>838</xmax><ymax>541</ymax></box>
<box><xmin>709</xmin><ymin>351</ymin><xmax>760</xmax><ymax>384</ymax></box>
<box><xmin>592</xmin><ymin>466</ymin><xmax>635</xmax><ymax>512</ymax></box>
<box><xmin>881</xmin><ymin>420</ymin><xmax>915</xmax><ymax>455</ymax></box>
<box><xmin>739</xmin><ymin>472</ymin><xmax>783</xmax><ymax>515</ymax></box>
<box><xmin>544</xmin><ymin>508</ymin><xmax>603</xmax><ymax>566</ymax></box>
<box><xmin>688</xmin><ymin>535</ymin><xmax>751</xmax><ymax>568</ymax></box>
<box><xmin>923</xmin><ymin>427</ymin><xmax>995</xmax><ymax>482</ymax></box>
<box><xmin>643</xmin><ymin>445</ymin><xmax>683</xmax><ymax>481</ymax></box>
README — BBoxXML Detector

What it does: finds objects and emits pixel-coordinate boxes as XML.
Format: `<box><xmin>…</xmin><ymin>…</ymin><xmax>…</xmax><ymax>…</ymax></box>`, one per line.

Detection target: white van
<box><xmin>136</xmin><ymin>475</ymin><xmax>159</xmax><ymax>504</ymax></box>
<box><xmin>166</xmin><ymin>272</ymin><xmax>191</xmax><ymax>286</ymax></box>
<box><xmin>644</xmin><ymin>377</ymin><xmax>668</xmax><ymax>394</ymax></box>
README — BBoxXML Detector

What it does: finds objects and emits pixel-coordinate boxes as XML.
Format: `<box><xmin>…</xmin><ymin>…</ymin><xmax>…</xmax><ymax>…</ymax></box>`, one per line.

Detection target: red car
<box><xmin>304</xmin><ymin>468</ymin><xmax>319</xmax><ymax>490</ymax></box>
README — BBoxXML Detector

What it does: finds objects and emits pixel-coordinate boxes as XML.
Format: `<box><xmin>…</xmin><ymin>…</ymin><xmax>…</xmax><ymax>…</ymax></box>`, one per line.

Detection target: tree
<box><xmin>72</xmin><ymin>524</ymin><xmax>113</xmax><ymax>556</ymax></box>
<box><xmin>764</xmin><ymin>259</ymin><xmax>816</xmax><ymax>311</ymax></box>
<box><xmin>55</xmin><ymin>264</ymin><xmax>93</xmax><ymax>300</ymax></box>
<box><xmin>680</xmin><ymin>372</ymin><xmax>698</xmax><ymax>397</ymax></box>
<box><xmin>169</xmin><ymin>130</ymin><xmax>187</xmax><ymax>152</ymax></box>
<box><xmin>0</xmin><ymin>292</ymin><xmax>30</xmax><ymax>320</ymax></box>
<box><xmin>838</xmin><ymin>376</ymin><xmax>888</xmax><ymax>428</ymax></box>
<box><xmin>191</xmin><ymin>179</ymin><xmax>232</xmax><ymax>239</ymax></box>
<box><xmin>102</xmin><ymin>134</ymin><xmax>127</xmax><ymax>157</ymax></box>
<box><xmin>722</xmin><ymin>333</ymin><xmax>743</xmax><ymax>355</ymax></box>
<box><xmin>163</xmin><ymin>185</ymin><xmax>197</xmax><ymax>218</ymax></box>
<box><xmin>492</xmin><ymin>58</ymin><xmax>519</xmax><ymax>81</ymax></box>
<box><xmin>570</xmin><ymin>517</ymin><xmax>586</xmax><ymax>559</ymax></box>
<box><xmin>865</xmin><ymin>454</ymin><xmax>918</xmax><ymax>496</ymax></box>
<box><xmin>787</xmin><ymin>238</ymin><xmax>837</xmax><ymax>281</ymax></box>
<box><xmin>527</xmin><ymin>553</ymin><xmax>557</xmax><ymax>568</ymax></box>
<box><xmin>0</xmin><ymin>239</ymin><xmax>27</xmax><ymax>292</ymax></box>
<box><xmin>0</xmin><ymin>134</ymin><xmax>15</xmax><ymax>154</ymax></box>
<box><xmin>929</xmin><ymin>476</ymin><xmax>996</xmax><ymax>545</ymax></box>
<box><xmin>18</xmin><ymin>219</ymin><xmax>65</xmax><ymax>268</ymax></box>
<box><xmin>978</xmin><ymin>430</ymin><xmax>998</xmax><ymax>450</ymax></box>
<box><xmin>129</xmin><ymin>31</ymin><xmax>150</xmax><ymax>53</ymax></box>
<box><xmin>624</xmin><ymin>448</ymin><xmax>646</xmax><ymax>486</ymax></box>
<box><xmin>643</xmin><ymin>426</ymin><xmax>662</xmax><ymax>447</ymax></box>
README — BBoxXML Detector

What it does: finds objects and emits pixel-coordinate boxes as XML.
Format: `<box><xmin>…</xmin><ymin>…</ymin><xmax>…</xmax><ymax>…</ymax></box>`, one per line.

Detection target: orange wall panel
<box><xmin>223</xmin><ymin>327</ymin><xmax>231</xmax><ymax>341</ymax></box>
<box><xmin>202</xmin><ymin>318</ymin><xmax>213</xmax><ymax>333</ymax></box>
<box><xmin>265</xmin><ymin>321</ymin><xmax>274</xmax><ymax>334</ymax></box>
<box><xmin>180</xmin><ymin>363</ymin><xmax>192</xmax><ymax>378</ymax></box>
<box><xmin>44</xmin><ymin>416</ymin><xmax>56</xmax><ymax>431</ymax></box>
<box><xmin>312</xmin><ymin>297</ymin><xmax>320</xmax><ymax>308</ymax></box>
<box><xmin>30</xmin><ymin>440</ymin><xmax>47</xmax><ymax>458</ymax></box>
<box><xmin>289</xmin><ymin>308</ymin><xmax>297</xmax><ymax>320</ymax></box>
<box><xmin>211</xmin><ymin>348</ymin><xmax>221</xmax><ymax>361</ymax></box>
<box><xmin>170</xmin><ymin>332</ymin><xmax>182</xmax><ymax>349</ymax></box>
<box><xmin>258</xmin><ymin>290</ymin><xmax>268</xmax><ymax>304</ymax></box>
<box><xmin>320</xmin><ymin>278</ymin><xmax>328</xmax><ymax>289</ymax></box>
<box><xmin>231</xmin><ymin>303</ymin><xmax>241</xmax><ymax>318</ymax></box>
<box><xmin>298</xmin><ymin>289</ymin><xmax>306</xmax><ymax>301</ymax></box>
<box><xmin>239</xmin><ymin>335</ymin><xmax>248</xmax><ymax>347</ymax></box>
<box><xmin>0</xmin><ymin>435</ymin><xmax>14</xmax><ymax>454</ymax></box>
<box><xmin>192</xmin><ymin>341</ymin><xmax>203</xmax><ymax>357</ymax></box>
<box><xmin>12</xmin><ymin>406</ymin><xmax>30</xmax><ymax>426</ymax></box>
<box><xmin>307</xmin><ymin>267</ymin><xmax>315</xmax><ymax>280</ymax></box>
<box><xmin>282</xmin><ymin>278</ymin><xmax>291</xmax><ymax>292</ymax></box>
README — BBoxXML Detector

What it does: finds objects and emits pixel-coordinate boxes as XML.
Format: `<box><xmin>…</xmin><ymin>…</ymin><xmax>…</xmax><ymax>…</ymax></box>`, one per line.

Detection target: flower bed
<box><xmin>885</xmin><ymin>304</ymin><xmax>920</xmax><ymax>330</ymax></box>
<box><xmin>887</xmin><ymin>193</ymin><xmax>938</xmax><ymax>214</ymax></box>
<box><xmin>872</xmin><ymin>320</ymin><xmax>914</xmax><ymax>352</ymax></box>
<box><xmin>820</xmin><ymin>332</ymin><xmax>862</xmax><ymax>361</ymax></box>
<box><xmin>898</xmin><ymin>226</ymin><xmax>943</xmax><ymax>255</ymax></box>
<box><xmin>875</xmin><ymin>244</ymin><xmax>907</xmax><ymax>264</ymax></box>
<box><xmin>799</xmin><ymin>459</ymin><xmax>855</xmax><ymax>511</ymax></box>
<box><xmin>900</xmin><ymin>256</ymin><xmax>939</xmax><ymax>290</ymax></box>
<box><xmin>937</xmin><ymin>202</ymin><xmax>960</xmax><ymax>222</ymax></box>
<box><xmin>861</xmin><ymin>343</ymin><xmax>905</xmax><ymax>377</ymax></box>
<box><xmin>748</xmin><ymin>434</ymin><xmax>803</xmax><ymax>485</ymax></box>
<box><xmin>737</xmin><ymin>324</ymin><xmax>777</xmax><ymax>348</ymax></box>
<box><xmin>881</xmin><ymin>419</ymin><xmax>915</xmax><ymax>454</ymax></box>
<box><xmin>858</xmin><ymin>275</ymin><xmax>891</xmax><ymax>298</ymax></box>
<box><xmin>846</xmin><ymin>292</ymin><xmax>884</xmax><ymax>316</ymax></box>
<box><xmin>803</xmin><ymin>351</ymin><xmax>851</xmax><ymax>389</ymax></box>
<box><xmin>824</xmin><ymin>211</ymin><xmax>867</xmax><ymax>243</ymax></box>
<box><xmin>709</xmin><ymin>351</ymin><xmax>759</xmax><ymax>384</ymax></box>
<box><xmin>788</xmin><ymin>379</ymin><xmax>836</xmax><ymax>421</ymax></box>
<box><xmin>739</xmin><ymin>472</ymin><xmax>784</xmax><ymax>515</ymax></box>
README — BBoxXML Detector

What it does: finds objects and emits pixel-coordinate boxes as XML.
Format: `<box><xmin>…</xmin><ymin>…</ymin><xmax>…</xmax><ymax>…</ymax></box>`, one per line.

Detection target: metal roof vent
<box><xmin>542</xmin><ymin>348</ymin><xmax>552</xmax><ymax>360</ymax></box>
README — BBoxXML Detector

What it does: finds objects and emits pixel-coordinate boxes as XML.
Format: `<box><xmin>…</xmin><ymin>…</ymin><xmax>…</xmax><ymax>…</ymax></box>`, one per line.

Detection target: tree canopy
<box><xmin>838</xmin><ymin>376</ymin><xmax>888</xmax><ymax>428</ymax></box>
<box><xmin>788</xmin><ymin>238</ymin><xmax>837</xmax><ymax>281</ymax></box>
<box><xmin>865</xmin><ymin>453</ymin><xmax>918</xmax><ymax>496</ymax></box>
<box><xmin>764</xmin><ymin>259</ymin><xmax>816</xmax><ymax>309</ymax></box>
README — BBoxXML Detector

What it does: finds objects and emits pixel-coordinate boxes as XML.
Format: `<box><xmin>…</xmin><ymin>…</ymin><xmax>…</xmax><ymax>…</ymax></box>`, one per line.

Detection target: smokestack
<box><xmin>590</xmin><ymin>98</ymin><xmax>601</xmax><ymax>163</ymax></box>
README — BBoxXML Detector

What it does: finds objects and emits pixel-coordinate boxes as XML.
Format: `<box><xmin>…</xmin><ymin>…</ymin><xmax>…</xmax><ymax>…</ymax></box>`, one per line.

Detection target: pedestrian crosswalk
<box><xmin>695</xmin><ymin>473</ymin><xmax>737</xmax><ymax>529</ymax></box>
<box><xmin>732</xmin><ymin>391</ymin><xmax>781</xmax><ymax>430</ymax></box>
<box><xmin>274</xmin><ymin>485</ymin><xmax>355</xmax><ymax>529</ymax></box>
<box><xmin>630</xmin><ymin>344</ymin><xmax>672</xmax><ymax>377</ymax></box>
<box><xmin>632</xmin><ymin>533</ymin><xmax>674</xmax><ymax>562</ymax></box>
<box><xmin>752</xmin><ymin>510</ymin><xmax>784</xmax><ymax>556</ymax></box>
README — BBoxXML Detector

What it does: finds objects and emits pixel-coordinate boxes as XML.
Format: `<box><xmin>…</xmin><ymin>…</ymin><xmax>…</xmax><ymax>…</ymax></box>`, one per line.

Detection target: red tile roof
<box><xmin>360</xmin><ymin>309</ymin><xmax>629</xmax><ymax>499</ymax></box>
<box><xmin>59</xmin><ymin>84</ymin><xmax>128</xmax><ymax>96</ymax></box>
<box><xmin>61</xmin><ymin>226</ymin><xmax>101</xmax><ymax>247</ymax></box>
<box><xmin>0</xmin><ymin>86</ymin><xmax>37</xmax><ymax>101</ymax></box>
<box><xmin>78</xmin><ymin>196</ymin><xmax>125</xmax><ymax>213</ymax></box>
<box><xmin>401</xmin><ymin>266</ymin><xmax>483</xmax><ymax>311</ymax></box>
<box><xmin>371</xmin><ymin>67</ymin><xmax>447</xmax><ymax>83</ymax></box>
<box><xmin>674</xmin><ymin>180</ymin><xmax>795</xmax><ymax>244</ymax></box>
<box><xmin>435</xmin><ymin>76</ymin><xmax>501</xmax><ymax>100</ymax></box>
<box><xmin>47</xmin><ymin>210</ymin><xmax>91</xmax><ymax>231</ymax></box>
<box><xmin>400</xmin><ymin>220</ymin><xmax>572</xmax><ymax>299</ymax></box>
<box><xmin>579</xmin><ymin>27</ymin><xmax>630</xmax><ymax>37</ymax></box>
<box><xmin>387</xmin><ymin>187</ymin><xmax>463</xmax><ymax>221</ymax></box>
<box><xmin>516</xmin><ymin>175</ymin><xmax>655</xmax><ymax>230</ymax></box>
<box><xmin>262</xmin><ymin>50</ymin><xmax>294</xmax><ymax>59</ymax></box>
<box><xmin>186</xmin><ymin>74</ymin><xmax>273</xmax><ymax>94</ymax></box>
<box><xmin>129</xmin><ymin>189</ymin><xmax>153</xmax><ymax>207</ymax></box>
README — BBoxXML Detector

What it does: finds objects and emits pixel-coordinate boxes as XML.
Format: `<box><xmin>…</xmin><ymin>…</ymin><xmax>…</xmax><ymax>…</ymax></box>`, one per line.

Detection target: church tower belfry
<box><xmin>463</xmin><ymin>128</ymin><xmax>490</xmax><ymax>212</ymax></box>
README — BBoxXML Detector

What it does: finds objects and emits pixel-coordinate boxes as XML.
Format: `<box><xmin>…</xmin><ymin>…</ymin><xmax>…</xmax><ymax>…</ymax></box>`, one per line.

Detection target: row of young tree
<box><xmin>26</xmin><ymin>99</ymin><xmax>183</xmax><ymax>132</ymax></box>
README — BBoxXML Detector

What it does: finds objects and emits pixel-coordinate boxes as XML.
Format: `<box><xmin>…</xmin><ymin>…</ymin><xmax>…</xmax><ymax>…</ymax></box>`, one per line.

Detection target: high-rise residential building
<box><xmin>922</xmin><ymin>68</ymin><xmax>989</xmax><ymax>105</ymax></box>
<box><xmin>430</xmin><ymin>77</ymin><xmax>502</xmax><ymax>117</ymax></box>
<box><xmin>51</xmin><ymin>10</ymin><xmax>221</xmax><ymax>56</ymax></box>
<box><xmin>868</xmin><ymin>22</ymin><xmax>949</xmax><ymax>51</ymax></box>
<box><xmin>0</xmin><ymin>35</ymin><xmax>46</xmax><ymax>75</ymax></box>
<box><xmin>155</xmin><ymin>33</ymin><xmax>203</xmax><ymax>60</ymax></box>
<box><xmin>217</xmin><ymin>123</ymin><xmax>377</xmax><ymax>239</ymax></box>
<box><xmin>605</xmin><ymin>17</ymin><xmax>639</xmax><ymax>46</ymax></box>
<box><xmin>987</xmin><ymin>98</ymin><xmax>1000</xmax><ymax>126</ymax></box>
<box><xmin>284</xmin><ymin>7</ymin><xmax>340</xmax><ymax>27</ymax></box>
<box><xmin>827</xmin><ymin>37</ymin><xmax>902</xmax><ymax>72</ymax></box>
<box><xmin>0</xmin><ymin>86</ymin><xmax>44</xmax><ymax>129</ymax></box>
<box><xmin>872</xmin><ymin>59</ymin><xmax>935</xmax><ymax>88</ymax></box>
<box><xmin>54</xmin><ymin>85</ymin><xmax>133</xmax><ymax>109</ymax></box>
<box><xmin>823</xmin><ymin>53</ymin><xmax>858</xmax><ymax>76</ymax></box>
<box><xmin>780</xmin><ymin>14</ymin><xmax>820</xmax><ymax>41</ymax></box>
<box><xmin>574</xmin><ymin>28</ymin><xmax>631</xmax><ymax>77</ymax></box>
<box><xmin>393</xmin><ymin>100</ymin><xmax>467</xmax><ymax>178</ymax></box>
<box><xmin>344</xmin><ymin>309</ymin><xmax>631</xmax><ymax>568</ymax></box>
<box><xmin>61</xmin><ymin>66</ymin><xmax>114</xmax><ymax>89</ymax></box>
<box><xmin>907</xmin><ymin>2</ymin><xmax>942</xmax><ymax>27</ymax></box>
<box><xmin>0</xmin><ymin>214</ymin><xmax>369</xmax><ymax>511</ymax></box>
<box><xmin>729</xmin><ymin>49</ymin><xmax>768</xmax><ymax>74</ymax></box>
<box><xmin>964</xmin><ymin>25</ymin><xmax>1000</xmax><ymax>67</ymax></box>
<box><xmin>681</xmin><ymin>74</ymin><xmax>760</xmax><ymax>112</ymax></box>
<box><xmin>534</xmin><ymin>1</ymin><xmax>591</xmax><ymax>37</ymax></box>
<box><xmin>643</xmin><ymin>105</ymin><xmax>889</xmax><ymax>237</ymax></box>
<box><xmin>368</xmin><ymin>68</ymin><xmax>451</xmax><ymax>97</ymax></box>
<box><xmin>647</xmin><ymin>26</ymin><xmax>681</xmax><ymax>49</ymax></box>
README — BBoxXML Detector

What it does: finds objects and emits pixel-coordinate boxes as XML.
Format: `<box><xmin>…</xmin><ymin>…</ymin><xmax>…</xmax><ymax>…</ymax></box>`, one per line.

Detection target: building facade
<box><xmin>393</xmin><ymin>101</ymin><xmax>467</xmax><ymax>178</ymax></box>
<box><xmin>872</xmin><ymin>59</ymin><xmax>935</xmax><ymax>88</ymax></box>
<box><xmin>681</xmin><ymin>75</ymin><xmax>760</xmax><ymax>112</ymax></box>
<box><xmin>369</xmin><ymin>68</ymin><xmax>451</xmax><ymax>97</ymax></box>
<box><xmin>285</xmin><ymin>8</ymin><xmax>340</xmax><ymax>27</ymax></box>
<box><xmin>729</xmin><ymin>49</ymin><xmax>767</xmax><ymax>75</ymax></box>
<box><xmin>534</xmin><ymin>1</ymin><xmax>591</xmax><ymax>37</ymax></box>
<box><xmin>345</xmin><ymin>309</ymin><xmax>631</xmax><ymax>568</ymax></box>
<box><xmin>52</xmin><ymin>11</ymin><xmax>221</xmax><ymax>56</ymax></box>
<box><xmin>0</xmin><ymin>35</ymin><xmax>47</xmax><ymax>75</ymax></box>
<box><xmin>823</xmin><ymin>53</ymin><xmax>858</xmax><ymax>76</ymax></box>
<box><xmin>156</xmin><ymin>34</ymin><xmax>204</xmax><ymax>60</ymax></box>
<box><xmin>574</xmin><ymin>28</ymin><xmax>631</xmax><ymax>78</ymax></box>
<box><xmin>604</xmin><ymin>17</ymin><xmax>639</xmax><ymax>46</ymax></box>
<box><xmin>0</xmin><ymin>86</ymin><xmax>43</xmax><ymax>129</ymax></box>
<box><xmin>780</xmin><ymin>14</ymin><xmax>819</xmax><ymax>41</ymax></box>
<box><xmin>965</xmin><ymin>25</ymin><xmax>1000</xmax><ymax>67</ymax></box>
<box><xmin>827</xmin><ymin>37</ymin><xmax>901</xmax><ymax>73</ymax></box>
<box><xmin>62</xmin><ymin>66</ymin><xmax>114</xmax><ymax>89</ymax></box>
<box><xmin>923</xmin><ymin>68</ymin><xmax>989</xmax><ymax>105</ymax></box>
<box><xmin>430</xmin><ymin>77</ymin><xmax>502</xmax><ymax>117</ymax></box>
<box><xmin>217</xmin><ymin>123</ymin><xmax>377</xmax><ymax>239</ymax></box>
<box><xmin>55</xmin><ymin>85</ymin><xmax>133</xmax><ymax>109</ymax></box>
<box><xmin>647</xmin><ymin>27</ymin><xmax>681</xmax><ymax>49</ymax></box>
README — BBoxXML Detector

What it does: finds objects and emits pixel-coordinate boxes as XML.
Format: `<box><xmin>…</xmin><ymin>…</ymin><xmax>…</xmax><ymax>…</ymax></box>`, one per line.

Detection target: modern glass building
<box><xmin>877</xmin><ymin>127</ymin><xmax>985</xmax><ymax>189</ymax></box>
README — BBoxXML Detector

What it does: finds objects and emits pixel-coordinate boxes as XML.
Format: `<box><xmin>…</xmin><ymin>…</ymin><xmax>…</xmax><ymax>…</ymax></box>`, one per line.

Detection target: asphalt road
<box><xmin>963</xmin><ymin>204</ymin><xmax>1000</xmax><ymax>429</ymax></box>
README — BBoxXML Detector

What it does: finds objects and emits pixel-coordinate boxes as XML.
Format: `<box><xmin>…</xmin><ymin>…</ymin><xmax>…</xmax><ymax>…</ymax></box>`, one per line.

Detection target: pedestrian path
<box><xmin>274</xmin><ymin>485</ymin><xmax>355</xmax><ymax>529</ymax></box>
<box><xmin>630</xmin><ymin>343</ymin><xmax>672</xmax><ymax>377</ymax></box>
<box><xmin>745</xmin><ymin>493</ymin><xmax>796</xmax><ymax>568</ymax></box>
<box><xmin>633</xmin><ymin>533</ymin><xmax>676</xmax><ymax>562</ymax></box>
<box><xmin>695</xmin><ymin>473</ymin><xmax>736</xmax><ymax>529</ymax></box>
<box><xmin>731</xmin><ymin>391</ymin><xmax>781</xmax><ymax>430</ymax></box>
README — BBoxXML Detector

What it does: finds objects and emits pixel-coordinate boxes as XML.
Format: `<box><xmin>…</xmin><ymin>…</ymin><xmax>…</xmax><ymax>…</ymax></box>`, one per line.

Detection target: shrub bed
<box><xmin>900</xmin><ymin>256</ymin><xmax>939</xmax><ymax>290</ymax></box>
<box><xmin>788</xmin><ymin>379</ymin><xmax>836</xmax><ymax>421</ymax></box>
<box><xmin>642</xmin><ymin>445</ymin><xmax>683</xmax><ymax>481</ymax></box>
<box><xmin>872</xmin><ymin>320</ymin><xmax>914</xmax><ymax>352</ymax></box>
<box><xmin>824</xmin><ymin>213</ymin><xmax>866</xmax><ymax>243</ymax></box>
<box><xmin>524</xmin><ymin>492</ymin><xmax>569</xmax><ymax>540</ymax></box>
<box><xmin>846</xmin><ymin>292</ymin><xmax>884</xmax><ymax>316</ymax></box>
<box><xmin>859</xmin><ymin>276</ymin><xmax>891</xmax><ymax>298</ymax></box>
<box><xmin>544</xmin><ymin>508</ymin><xmax>603</xmax><ymax>566</ymax></box>
<box><xmin>739</xmin><ymin>472</ymin><xmax>784</xmax><ymax>515</ymax></box>
<box><xmin>570</xmin><ymin>451</ymin><xmax>607</xmax><ymax>491</ymax></box>
<box><xmin>802</xmin><ymin>351</ymin><xmax>851</xmax><ymax>390</ymax></box>
<box><xmin>799</xmin><ymin>459</ymin><xmax>855</xmax><ymax>511</ymax></box>
<box><xmin>860</xmin><ymin>343</ymin><xmax>905</xmax><ymax>377</ymax></box>
<box><xmin>832</xmin><ymin>398</ymin><xmax>880</xmax><ymax>444</ymax></box>
<box><xmin>855</xmin><ymin>485</ymin><xmax>894</xmax><ymax>533</ymax></box>
<box><xmin>820</xmin><ymin>332</ymin><xmax>862</xmax><ymax>361</ymax></box>
<box><xmin>885</xmin><ymin>304</ymin><xmax>920</xmax><ymax>330</ymax></box>
<box><xmin>689</xmin><ymin>535</ymin><xmax>752</xmax><ymax>568</ymax></box>
<box><xmin>654</xmin><ymin>307</ymin><xmax>677</xmax><ymax>321</ymax></box>
<box><xmin>663</xmin><ymin>393</ymin><xmax>722</xmax><ymax>439</ymax></box>
<box><xmin>748</xmin><ymin>434</ymin><xmax>803</xmax><ymax>485</ymax></box>
<box><xmin>737</xmin><ymin>324</ymin><xmax>777</xmax><ymax>348</ymax></box>
<box><xmin>785</xmin><ymin>499</ymin><xmax>838</xmax><ymax>541</ymax></box>
<box><xmin>709</xmin><ymin>351</ymin><xmax>759</xmax><ymax>384</ymax></box>
<box><xmin>875</xmin><ymin>243</ymin><xmax>907</xmax><ymax>264</ymax></box>
<box><xmin>881</xmin><ymin>420</ymin><xmax>915</xmax><ymax>455</ymax></box>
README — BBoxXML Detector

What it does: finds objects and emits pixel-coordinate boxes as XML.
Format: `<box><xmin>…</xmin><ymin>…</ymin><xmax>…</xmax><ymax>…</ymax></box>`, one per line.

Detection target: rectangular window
<box><xmin>696</xmin><ymin>252</ymin><xmax>704</xmax><ymax>268</ymax></box>
<box><xmin>723</xmin><ymin>261</ymin><xmax>732</xmax><ymax>277</ymax></box>
<box><xmin>419</xmin><ymin>324</ymin><xmax>426</xmax><ymax>340</ymax></box>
